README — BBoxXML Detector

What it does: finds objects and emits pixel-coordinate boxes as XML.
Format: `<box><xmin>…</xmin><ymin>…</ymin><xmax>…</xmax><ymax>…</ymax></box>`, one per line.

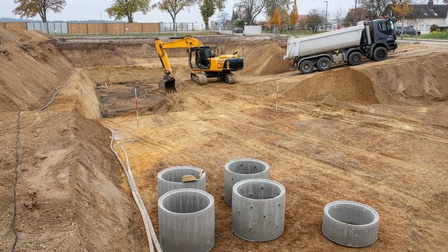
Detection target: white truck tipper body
<box><xmin>284</xmin><ymin>18</ymin><xmax>398</xmax><ymax>74</ymax></box>
<box><xmin>284</xmin><ymin>25</ymin><xmax>365</xmax><ymax>60</ymax></box>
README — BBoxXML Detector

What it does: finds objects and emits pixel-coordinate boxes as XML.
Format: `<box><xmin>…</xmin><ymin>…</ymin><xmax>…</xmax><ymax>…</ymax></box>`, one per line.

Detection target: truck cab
<box><xmin>363</xmin><ymin>18</ymin><xmax>398</xmax><ymax>54</ymax></box>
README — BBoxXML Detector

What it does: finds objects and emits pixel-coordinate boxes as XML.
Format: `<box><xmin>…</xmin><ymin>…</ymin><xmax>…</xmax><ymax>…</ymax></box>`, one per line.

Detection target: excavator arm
<box><xmin>155</xmin><ymin>37</ymin><xmax>205</xmax><ymax>94</ymax></box>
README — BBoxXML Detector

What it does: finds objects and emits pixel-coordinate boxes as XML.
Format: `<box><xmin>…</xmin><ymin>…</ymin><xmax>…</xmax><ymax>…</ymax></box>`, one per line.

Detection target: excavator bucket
<box><xmin>158</xmin><ymin>76</ymin><xmax>176</xmax><ymax>94</ymax></box>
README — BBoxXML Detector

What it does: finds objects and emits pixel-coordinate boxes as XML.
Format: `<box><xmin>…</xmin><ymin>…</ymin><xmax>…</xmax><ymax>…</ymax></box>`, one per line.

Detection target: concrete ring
<box><xmin>322</xmin><ymin>200</ymin><xmax>379</xmax><ymax>247</ymax></box>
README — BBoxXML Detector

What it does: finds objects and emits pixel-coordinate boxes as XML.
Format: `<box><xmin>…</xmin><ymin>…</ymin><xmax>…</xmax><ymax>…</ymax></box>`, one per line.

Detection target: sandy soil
<box><xmin>1</xmin><ymin>26</ymin><xmax>448</xmax><ymax>251</ymax></box>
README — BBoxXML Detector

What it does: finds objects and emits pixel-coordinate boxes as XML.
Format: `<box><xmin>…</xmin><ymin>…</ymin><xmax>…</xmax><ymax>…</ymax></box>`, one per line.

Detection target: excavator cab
<box><xmin>189</xmin><ymin>47</ymin><xmax>212</xmax><ymax>69</ymax></box>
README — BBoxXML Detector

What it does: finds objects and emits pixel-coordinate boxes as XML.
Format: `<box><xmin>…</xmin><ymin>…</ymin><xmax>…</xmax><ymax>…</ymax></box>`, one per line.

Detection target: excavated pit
<box><xmin>2</xmin><ymin>26</ymin><xmax>448</xmax><ymax>252</ymax></box>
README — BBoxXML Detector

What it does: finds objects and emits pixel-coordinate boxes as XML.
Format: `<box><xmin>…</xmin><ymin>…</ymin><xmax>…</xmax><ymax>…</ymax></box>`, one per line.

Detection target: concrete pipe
<box><xmin>322</xmin><ymin>200</ymin><xmax>380</xmax><ymax>247</ymax></box>
<box><xmin>158</xmin><ymin>189</ymin><xmax>215</xmax><ymax>252</ymax></box>
<box><xmin>232</xmin><ymin>178</ymin><xmax>285</xmax><ymax>242</ymax></box>
<box><xmin>157</xmin><ymin>166</ymin><xmax>206</xmax><ymax>198</ymax></box>
<box><xmin>224</xmin><ymin>158</ymin><xmax>270</xmax><ymax>206</ymax></box>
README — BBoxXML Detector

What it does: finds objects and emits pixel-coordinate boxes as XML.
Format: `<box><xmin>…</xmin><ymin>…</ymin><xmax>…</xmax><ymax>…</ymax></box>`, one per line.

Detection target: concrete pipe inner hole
<box><xmin>236</xmin><ymin>181</ymin><xmax>283</xmax><ymax>200</ymax></box>
<box><xmin>161</xmin><ymin>191</ymin><xmax>212</xmax><ymax>214</ymax></box>
<box><xmin>160</xmin><ymin>167</ymin><xmax>201</xmax><ymax>183</ymax></box>
<box><xmin>228</xmin><ymin>160</ymin><xmax>267</xmax><ymax>175</ymax></box>
<box><xmin>327</xmin><ymin>203</ymin><xmax>377</xmax><ymax>225</ymax></box>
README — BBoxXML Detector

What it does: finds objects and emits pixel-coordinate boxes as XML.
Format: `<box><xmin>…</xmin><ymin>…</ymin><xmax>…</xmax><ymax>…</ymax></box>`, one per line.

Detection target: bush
<box><xmin>421</xmin><ymin>31</ymin><xmax>448</xmax><ymax>39</ymax></box>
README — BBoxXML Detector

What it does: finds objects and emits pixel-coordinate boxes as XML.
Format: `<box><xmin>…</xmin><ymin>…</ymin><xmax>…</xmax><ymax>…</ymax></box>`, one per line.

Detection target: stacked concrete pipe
<box><xmin>232</xmin><ymin>178</ymin><xmax>286</xmax><ymax>242</ymax></box>
<box><xmin>322</xmin><ymin>200</ymin><xmax>379</xmax><ymax>247</ymax></box>
<box><xmin>224</xmin><ymin>158</ymin><xmax>270</xmax><ymax>206</ymax></box>
<box><xmin>158</xmin><ymin>189</ymin><xmax>215</xmax><ymax>252</ymax></box>
<box><xmin>157</xmin><ymin>166</ymin><xmax>206</xmax><ymax>198</ymax></box>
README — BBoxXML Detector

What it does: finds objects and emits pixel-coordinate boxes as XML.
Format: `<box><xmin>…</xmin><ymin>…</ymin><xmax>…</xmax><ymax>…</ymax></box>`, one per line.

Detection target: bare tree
<box><xmin>265</xmin><ymin>0</ymin><xmax>290</xmax><ymax>20</ymax></box>
<box><xmin>13</xmin><ymin>0</ymin><xmax>66</xmax><ymax>22</ymax></box>
<box><xmin>106</xmin><ymin>0</ymin><xmax>150</xmax><ymax>23</ymax></box>
<box><xmin>358</xmin><ymin>0</ymin><xmax>391</xmax><ymax>20</ymax></box>
<box><xmin>153</xmin><ymin>0</ymin><xmax>196</xmax><ymax>34</ymax></box>
<box><xmin>235</xmin><ymin>0</ymin><xmax>268</xmax><ymax>25</ymax></box>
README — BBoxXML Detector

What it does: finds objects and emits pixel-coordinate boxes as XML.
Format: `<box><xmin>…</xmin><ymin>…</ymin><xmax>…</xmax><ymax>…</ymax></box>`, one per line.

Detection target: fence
<box><xmin>159</xmin><ymin>22</ymin><xmax>195</xmax><ymax>32</ymax></box>
<box><xmin>1</xmin><ymin>21</ymin><xmax>195</xmax><ymax>35</ymax></box>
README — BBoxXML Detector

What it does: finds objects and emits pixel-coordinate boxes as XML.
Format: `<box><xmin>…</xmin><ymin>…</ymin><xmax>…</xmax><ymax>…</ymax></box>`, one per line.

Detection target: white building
<box><xmin>407</xmin><ymin>0</ymin><xmax>448</xmax><ymax>34</ymax></box>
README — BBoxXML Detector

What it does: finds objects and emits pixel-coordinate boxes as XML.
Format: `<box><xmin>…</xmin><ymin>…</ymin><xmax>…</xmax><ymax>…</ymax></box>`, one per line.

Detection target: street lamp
<box><xmin>324</xmin><ymin>1</ymin><xmax>328</xmax><ymax>31</ymax></box>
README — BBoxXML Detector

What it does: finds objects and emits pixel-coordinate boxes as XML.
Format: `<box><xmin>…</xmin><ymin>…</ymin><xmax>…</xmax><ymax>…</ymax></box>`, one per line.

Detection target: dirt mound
<box><xmin>283</xmin><ymin>51</ymin><xmax>448</xmax><ymax>106</ymax></box>
<box><xmin>0</xmin><ymin>27</ymin><xmax>74</xmax><ymax>112</ymax></box>
<box><xmin>0</xmin><ymin>111</ymin><xmax>147</xmax><ymax>251</ymax></box>
<box><xmin>286</xmin><ymin>68</ymin><xmax>379</xmax><ymax>105</ymax></box>
<box><xmin>239</xmin><ymin>40</ymin><xmax>291</xmax><ymax>76</ymax></box>
<box><xmin>361</xmin><ymin>52</ymin><xmax>448</xmax><ymax>105</ymax></box>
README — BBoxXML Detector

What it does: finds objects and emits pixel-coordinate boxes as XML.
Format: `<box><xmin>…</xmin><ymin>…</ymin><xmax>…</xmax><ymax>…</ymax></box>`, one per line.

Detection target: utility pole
<box><xmin>354</xmin><ymin>0</ymin><xmax>357</xmax><ymax>25</ymax></box>
<box><xmin>324</xmin><ymin>1</ymin><xmax>328</xmax><ymax>31</ymax></box>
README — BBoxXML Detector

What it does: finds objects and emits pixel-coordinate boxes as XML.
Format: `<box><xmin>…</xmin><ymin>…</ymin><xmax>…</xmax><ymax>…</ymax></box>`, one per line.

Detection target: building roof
<box><xmin>412</xmin><ymin>4</ymin><xmax>448</xmax><ymax>19</ymax></box>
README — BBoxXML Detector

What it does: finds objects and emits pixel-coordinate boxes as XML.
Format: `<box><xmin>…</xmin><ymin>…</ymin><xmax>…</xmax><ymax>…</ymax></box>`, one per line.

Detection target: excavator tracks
<box><xmin>191</xmin><ymin>73</ymin><xmax>208</xmax><ymax>85</ymax></box>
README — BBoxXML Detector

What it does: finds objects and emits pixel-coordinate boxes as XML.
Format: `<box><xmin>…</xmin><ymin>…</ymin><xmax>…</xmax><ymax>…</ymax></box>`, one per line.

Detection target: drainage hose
<box><xmin>38</xmin><ymin>68</ymin><xmax>78</xmax><ymax>111</ymax></box>
<box><xmin>107</xmin><ymin>127</ymin><xmax>161</xmax><ymax>252</ymax></box>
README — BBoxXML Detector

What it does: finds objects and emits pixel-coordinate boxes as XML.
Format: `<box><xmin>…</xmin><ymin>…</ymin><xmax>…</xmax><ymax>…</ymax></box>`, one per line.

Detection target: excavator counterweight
<box><xmin>155</xmin><ymin>37</ymin><xmax>243</xmax><ymax>94</ymax></box>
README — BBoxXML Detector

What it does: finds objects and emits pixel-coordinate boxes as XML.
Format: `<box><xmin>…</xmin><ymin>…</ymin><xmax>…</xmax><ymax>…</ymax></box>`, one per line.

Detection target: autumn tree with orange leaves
<box><xmin>392</xmin><ymin>0</ymin><xmax>414</xmax><ymax>38</ymax></box>
<box><xmin>289</xmin><ymin>0</ymin><xmax>298</xmax><ymax>29</ymax></box>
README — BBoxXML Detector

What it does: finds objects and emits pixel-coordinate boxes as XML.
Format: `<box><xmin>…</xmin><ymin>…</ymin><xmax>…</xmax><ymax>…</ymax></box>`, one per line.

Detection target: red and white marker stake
<box><xmin>275</xmin><ymin>83</ymin><xmax>279</xmax><ymax>111</ymax></box>
<box><xmin>135</xmin><ymin>88</ymin><xmax>139</xmax><ymax>127</ymax></box>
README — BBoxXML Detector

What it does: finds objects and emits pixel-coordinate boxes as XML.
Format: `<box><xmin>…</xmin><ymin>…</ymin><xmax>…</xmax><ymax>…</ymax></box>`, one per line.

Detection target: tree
<box><xmin>106</xmin><ymin>0</ymin><xmax>150</xmax><ymax>23</ymax></box>
<box><xmin>358</xmin><ymin>0</ymin><xmax>390</xmax><ymax>20</ymax></box>
<box><xmin>303</xmin><ymin>8</ymin><xmax>325</xmax><ymax>32</ymax></box>
<box><xmin>215</xmin><ymin>11</ymin><xmax>229</xmax><ymax>28</ymax></box>
<box><xmin>153</xmin><ymin>0</ymin><xmax>196</xmax><ymax>34</ymax></box>
<box><xmin>289</xmin><ymin>0</ymin><xmax>298</xmax><ymax>28</ymax></box>
<box><xmin>199</xmin><ymin>0</ymin><xmax>225</xmax><ymax>30</ymax></box>
<box><xmin>343</xmin><ymin>7</ymin><xmax>368</xmax><ymax>26</ymax></box>
<box><xmin>265</xmin><ymin>0</ymin><xmax>290</xmax><ymax>20</ymax></box>
<box><xmin>13</xmin><ymin>0</ymin><xmax>66</xmax><ymax>22</ymax></box>
<box><xmin>270</xmin><ymin>7</ymin><xmax>281</xmax><ymax>26</ymax></box>
<box><xmin>392</xmin><ymin>0</ymin><xmax>414</xmax><ymax>38</ymax></box>
<box><xmin>235</xmin><ymin>0</ymin><xmax>267</xmax><ymax>25</ymax></box>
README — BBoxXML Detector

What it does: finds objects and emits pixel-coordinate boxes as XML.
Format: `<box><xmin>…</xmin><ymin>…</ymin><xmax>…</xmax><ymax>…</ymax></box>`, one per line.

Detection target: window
<box><xmin>378</xmin><ymin>21</ymin><xmax>392</xmax><ymax>32</ymax></box>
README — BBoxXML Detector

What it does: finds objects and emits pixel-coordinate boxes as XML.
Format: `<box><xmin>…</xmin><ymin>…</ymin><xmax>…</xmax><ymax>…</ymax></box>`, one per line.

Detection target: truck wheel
<box><xmin>373</xmin><ymin>47</ymin><xmax>388</xmax><ymax>61</ymax></box>
<box><xmin>317</xmin><ymin>57</ymin><xmax>332</xmax><ymax>71</ymax></box>
<box><xmin>299</xmin><ymin>60</ymin><xmax>314</xmax><ymax>74</ymax></box>
<box><xmin>348</xmin><ymin>51</ymin><xmax>363</xmax><ymax>66</ymax></box>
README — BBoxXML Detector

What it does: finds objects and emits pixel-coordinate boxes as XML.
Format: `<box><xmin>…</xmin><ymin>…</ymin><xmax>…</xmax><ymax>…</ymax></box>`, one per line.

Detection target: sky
<box><xmin>0</xmin><ymin>0</ymin><xmax>358</xmax><ymax>27</ymax></box>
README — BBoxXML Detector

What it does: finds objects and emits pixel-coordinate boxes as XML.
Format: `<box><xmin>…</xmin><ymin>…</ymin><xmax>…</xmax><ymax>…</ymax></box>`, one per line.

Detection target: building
<box><xmin>407</xmin><ymin>0</ymin><xmax>448</xmax><ymax>34</ymax></box>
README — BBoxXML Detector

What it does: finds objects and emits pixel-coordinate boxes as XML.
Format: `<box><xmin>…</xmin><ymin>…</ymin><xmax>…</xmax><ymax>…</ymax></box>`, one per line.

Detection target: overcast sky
<box><xmin>0</xmin><ymin>0</ymin><xmax>358</xmax><ymax>27</ymax></box>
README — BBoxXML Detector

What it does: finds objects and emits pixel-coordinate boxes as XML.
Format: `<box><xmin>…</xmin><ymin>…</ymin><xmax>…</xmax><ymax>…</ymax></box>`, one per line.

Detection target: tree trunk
<box><xmin>204</xmin><ymin>17</ymin><xmax>209</xmax><ymax>30</ymax></box>
<box><xmin>172</xmin><ymin>15</ymin><xmax>177</xmax><ymax>36</ymax></box>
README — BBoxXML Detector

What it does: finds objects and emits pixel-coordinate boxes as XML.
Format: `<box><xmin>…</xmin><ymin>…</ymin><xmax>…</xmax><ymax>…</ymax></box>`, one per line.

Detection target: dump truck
<box><xmin>284</xmin><ymin>18</ymin><xmax>398</xmax><ymax>74</ymax></box>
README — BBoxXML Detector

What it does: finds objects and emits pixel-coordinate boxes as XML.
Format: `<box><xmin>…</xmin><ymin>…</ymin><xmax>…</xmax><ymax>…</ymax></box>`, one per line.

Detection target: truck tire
<box><xmin>299</xmin><ymin>60</ymin><xmax>314</xmax><ymax>74</ymax></box>
<box><xmin>373</xmin><ymin>47</ymin><xmax>388</xmax><ymax>61</ymax></box>
<box><xmin>317</xmin><ymin>57</ymin><xmax>332</xmax><ymax>71</ymax></box>
<box><xmin>348</xmin><ymin>51</ymin><xmax>363</xmax><ymax>66</ymax></box>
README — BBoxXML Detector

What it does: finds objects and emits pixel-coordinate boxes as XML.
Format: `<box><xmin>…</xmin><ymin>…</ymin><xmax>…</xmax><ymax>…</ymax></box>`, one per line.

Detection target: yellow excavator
<box><xmin>155</xmin><ymin>37</ymin><xmax>244</xmax><ymax>93</ymax></box>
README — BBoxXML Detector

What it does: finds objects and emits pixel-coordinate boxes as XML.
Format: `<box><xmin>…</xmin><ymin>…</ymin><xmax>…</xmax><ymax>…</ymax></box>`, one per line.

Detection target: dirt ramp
<box><xmin>361</xmin><ymin>53</ymin><xmax>448</xmax><ymax>104</ymax></box>
<box><xmin>0</xmin><ymin>27</ymin><xmax>74</xmax><ymax>112</ymax></box>
<box><xmin>239</xmin><ymin>40</ymin><xmax>291</xmax><ymax>76</ymax></box>
<box><xmin>286</xmin><ymin>68</ymin><xmax>378</xmax><ymax>105</ymax></box>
